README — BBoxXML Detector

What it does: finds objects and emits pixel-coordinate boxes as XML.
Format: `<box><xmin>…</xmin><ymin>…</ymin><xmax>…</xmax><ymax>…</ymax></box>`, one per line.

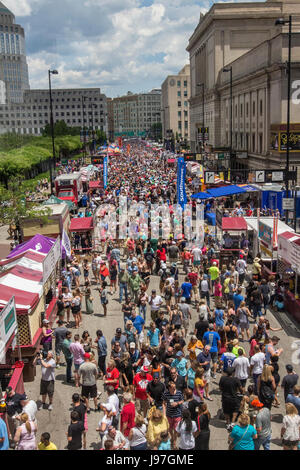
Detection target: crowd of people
<box><xmin>1</xmin><ymin>143</ymin><xmax>299</xmax><ymax>452</ymax></box>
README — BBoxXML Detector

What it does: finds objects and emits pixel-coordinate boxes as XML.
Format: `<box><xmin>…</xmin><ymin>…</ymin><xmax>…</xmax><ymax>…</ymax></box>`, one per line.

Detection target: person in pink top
<box><xmin>14</xmin><ymin>413</ymin><xmax>37</xmax><ymax>450</ymax></box>
<box><xmin>69</xmin><ymin>334</ymin><xmax>85</xmax><ymax>387</ymax></box>
<box><xmin>214</xmin><ymin>278</ymin><xmax>222</xmax><ymax>303</ymax></box>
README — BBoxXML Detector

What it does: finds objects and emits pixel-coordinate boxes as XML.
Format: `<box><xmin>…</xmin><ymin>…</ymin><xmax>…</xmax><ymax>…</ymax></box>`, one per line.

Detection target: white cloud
<box><xmin>8</xmin><ymin>0</ymin><xmax>265</xmax><ymax>96</ymax></box>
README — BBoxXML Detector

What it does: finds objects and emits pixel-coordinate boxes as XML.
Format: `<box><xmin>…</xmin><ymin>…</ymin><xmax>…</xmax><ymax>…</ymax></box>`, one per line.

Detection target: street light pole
<box><xmin>275</xmin><ymin>16</ymin><xmax>292</xmax><ymax>223</ymax></box>
<box><xmin>48</xmin><ymin>69</ymin><xmax>58</xmax><ymax>196</ymax></box>
<box><xmin>81</xmin><ymin>95</ymin><xmax>87</xmax><ymax>159</ymax></box>
<box><xmin>196</xmin><ymin>83</ymin><xmax>205</xmax><ymax>154</ymax></box>
<box><xmin>222</xmin><ymin>67</ymin><xmax>233</xmax><ymax>176</ymax></box>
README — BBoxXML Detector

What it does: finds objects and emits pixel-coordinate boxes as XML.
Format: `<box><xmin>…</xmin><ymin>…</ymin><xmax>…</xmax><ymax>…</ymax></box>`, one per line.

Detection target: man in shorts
<box><xmin>162</xmin><ymin>381</ymin><xmax>184</xmax><ymax>449</ymax></box>
<box><xmin>177</xmin><ymin>297</ymin><xmax>192</xmax><ymax>338</ymax></box>
<box><xmin>133</xmin><ymin>366</ymin><xmax>153</xmax><ymax>418</ymax></box>
<box><xmin>197</xmin><ymin>345</ymin><xmax>213</xmax><ymax>400</ymax></box>
<box><xmin>219</xmin><ymin>367</ymin><xmax>243</xmax><ymax>431</ymax></box>
<box><xmin>79</xmin><ymin>353</ymin><xmax>98</xmax><ymax>413</ymax></box>
<box><xmin>34</xmin><ymin>350</ymin><xmax>56</xmax><ymax>411</ymax></box>
<box><xmin>202</xmin><ymin>324</ymin><xmax>221</xmax><ymax>379</ymax></box>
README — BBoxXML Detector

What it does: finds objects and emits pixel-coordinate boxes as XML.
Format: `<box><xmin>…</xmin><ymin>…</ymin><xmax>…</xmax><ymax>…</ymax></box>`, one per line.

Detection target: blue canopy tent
<box><xmin>190</xmin><ymin>192</ymin><xmax>211</xmax><ymax>200</ymax></box>
<box><xmin>206</xmin><ymin>185</ymin><xmax>247</xmax><ymax>198</ymax></box>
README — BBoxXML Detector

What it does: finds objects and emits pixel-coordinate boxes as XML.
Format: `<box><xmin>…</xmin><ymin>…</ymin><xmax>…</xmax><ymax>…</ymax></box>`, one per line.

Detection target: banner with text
<box><xmin>103</xmin><ymin>156</ymin><xmax>108</xmax><ymax>189</ymax></box>
<box><xmin>43</xmin><ymin>236</ymin><xmax>61</xmax><ymax>284</ymax></box>
<box><xmin>177</xmin><ymin>156</ymin><xmax>187</xmax><ymax>210</ymax></box>
<box><xmin>0</xmin><ymin>296</ymin><xmax>17</xmax><ymax>364</ymax></box>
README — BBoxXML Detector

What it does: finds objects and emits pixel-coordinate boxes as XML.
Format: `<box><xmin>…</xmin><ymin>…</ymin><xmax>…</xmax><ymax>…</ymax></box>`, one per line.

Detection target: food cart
<box><xmin>219</xmin><ymin>217</ymin><xmax>247</xmax><ymax>266</ymax></box>
<box><xmin>69</xmin><ymin>217</ymin><xmax>94</xmax><ymax>254</ymax></box>
<box><xmin>0</xmin><ymin>237</ymin><xmax>60</xmax><ymax>381</ymax></box>
<box><xmin>277</xmin><ymin>231</ymin><xmax>300</xmax><ymax>322</ymax></box>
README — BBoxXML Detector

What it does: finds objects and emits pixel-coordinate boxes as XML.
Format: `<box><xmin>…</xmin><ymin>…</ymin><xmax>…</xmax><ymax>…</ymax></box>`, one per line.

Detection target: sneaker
<box><xmin>48</xmin><ymin>404</ymin><xmax>53</xmax><ymax>411</ymax></box>
<box><xmin>42</xmin><ymin>403</ymin><xmax>47</xmax><ymax>409</ymax></box>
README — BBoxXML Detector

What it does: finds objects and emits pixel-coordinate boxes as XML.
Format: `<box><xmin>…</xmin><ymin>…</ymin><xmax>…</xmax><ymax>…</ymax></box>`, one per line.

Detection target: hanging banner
<box><xmin>43</xmin><ymin>236</ymin><xmax>61</xmax><ymax>284</ymax></box>
<box><xmin>103</xmin><ymin>156</ymin><xmax>108</xmax><ymax>189</ymax></box>
<box><xmin>62</xmin><ymin>229</ymin><xmax>71</xmax><ymax>258</ymax></box>
<box><xmin>177</xmin><ymin>156</ymin><xmax>187</xmax><ymax>210</ymax></box>
<box><xmin>0</xmin><ymin>296</ymin><xmax>17</xmax><ymax>364</ymax></box>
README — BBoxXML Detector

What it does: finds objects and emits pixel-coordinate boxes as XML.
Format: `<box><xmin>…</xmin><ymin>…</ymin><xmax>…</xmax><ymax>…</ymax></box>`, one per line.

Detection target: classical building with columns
<box><xmin>187</xmin><ymin>0</ymin><xmax>300</xmax><ymax>169</ymax></box>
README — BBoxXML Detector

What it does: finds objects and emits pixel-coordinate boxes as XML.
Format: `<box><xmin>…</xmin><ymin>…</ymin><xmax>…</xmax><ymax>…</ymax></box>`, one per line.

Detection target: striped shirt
<box><xmin>162</xmin><ymin>390</ymin><xmax>183</xmax><ymax>418</ymax></box>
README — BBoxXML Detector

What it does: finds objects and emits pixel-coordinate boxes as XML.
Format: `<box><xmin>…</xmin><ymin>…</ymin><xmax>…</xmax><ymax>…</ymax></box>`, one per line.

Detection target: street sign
<box><xmin>205</xmin><ymin>171</ymin><xmax>215</xmax><ymax>184</ymax></box>
<box><xmin>282</xmin><ymin>198</ymin><xmax>294</xmax><ymax>210</ymax></box>
<box><xmin>255</xmin><ymin>170</ymin><xmax>265</xmax><ymax>183</ymax></box>
<box><xmin>272</xmin><ymin>171</ymin><xmax>284</xmax><ymax>182</ymax></box>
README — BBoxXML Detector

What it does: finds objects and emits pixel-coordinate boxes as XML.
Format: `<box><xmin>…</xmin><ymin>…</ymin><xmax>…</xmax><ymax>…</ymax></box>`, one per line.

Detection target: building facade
<box><xmin>0</xmin><ymin>1</ymin><xmax>107</xmax><ymax>136</ymax></box>
<box><xmin>0</xmin><ymin>1</ymin><xmax>30</xmax><ymax>104</ymax></box>
<box><xmin>0</xmin><ymin>88</ymin><xmax>107</xmax><ymax>136</ymax></box>
<box><xmin>187</xmin><ymin>0</ymin><xmax>300</xmax><ymax>168</ymax></box>
<box><xmin>112</xmin><ymin>89</ymin><xmax>161</xmax><ymax>138</ymax></box>
<box><xmin>161</xmin><ymin>65</ymin><xmax>190</xmax><ymax>146</ymax></box>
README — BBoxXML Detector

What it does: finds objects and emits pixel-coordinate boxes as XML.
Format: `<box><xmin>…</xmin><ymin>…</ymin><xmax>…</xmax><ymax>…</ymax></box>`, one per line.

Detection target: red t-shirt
<box><xmin>188</xmin><ymin>272</ymin><xmax>198</xmax><ymax>286</ymax></box>
<box><xmin>120</xmin><ymin>402</ymin><xmax>136</xmax><ymax>437</ymax></box>
<box><xmin>106</xmin><ymin>367</ymin><xmax>119</xmax><ymax>390</ymax></box>
<box><xmin>133</xmin><ymin>373</ymin><xmax>153</xmax><ymax>400</ymax></box>
<box><xmin>157</xmin><ymin>249</ymin><xmax>166</xmax><ymax>261</ymax></box>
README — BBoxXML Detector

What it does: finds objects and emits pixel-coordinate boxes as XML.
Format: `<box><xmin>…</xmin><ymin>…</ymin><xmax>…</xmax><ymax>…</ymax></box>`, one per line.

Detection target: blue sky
<box><xmin>5</xmin><ymin>0</ymin><xmax>265</xmax><ymax>97</ymax></box>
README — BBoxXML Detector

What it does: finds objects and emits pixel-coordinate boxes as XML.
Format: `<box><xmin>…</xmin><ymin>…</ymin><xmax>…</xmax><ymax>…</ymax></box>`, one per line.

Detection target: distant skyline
<box><xmin>5</xmin><ymin>0</ymin><xmax>265</xmax><ymax>98</ymax></box>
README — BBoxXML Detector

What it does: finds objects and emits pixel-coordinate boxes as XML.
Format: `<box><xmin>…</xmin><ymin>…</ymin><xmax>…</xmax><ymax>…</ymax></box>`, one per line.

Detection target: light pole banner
<box><xmin>43</xmin><ymin>236</ymin><xmax>61</xmax><ymax>284</ymax></box>
<box><xmin>103</xmin><ymin>156</ymin><xmax>108</xmax><ymax>189</ymax></box>
<box><xmin>177</xmin><ymin>156</ymin><xmax>187</xmax><ymax>210</ymax></box>
<box><xmin>62</xmin><ymin>229</ymin><xmax>71</xmax><ymax>258</ymax></box>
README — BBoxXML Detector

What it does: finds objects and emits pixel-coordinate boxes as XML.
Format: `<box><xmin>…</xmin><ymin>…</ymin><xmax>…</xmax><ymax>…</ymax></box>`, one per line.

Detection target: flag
<box><xmin>177</xmin><ymin>157</ymin><xmax>187</xmax><ymax>211</ymax></box>
<box><xmin>103</xmin><ymin>156</ymin><xmax>108</xmax><ymax>189</ymax></box>
<box><xmin>62</xmin><ymin>229</ymin><xmax>71</xmax><ymax>258</ymax></box>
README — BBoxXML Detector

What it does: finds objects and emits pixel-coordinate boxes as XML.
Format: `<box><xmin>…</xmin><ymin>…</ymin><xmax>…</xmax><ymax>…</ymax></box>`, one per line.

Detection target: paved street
<box><xmin>23</xmin><ymin>255</ymin><xmax>300</xmax><ymax>450</ymax></box>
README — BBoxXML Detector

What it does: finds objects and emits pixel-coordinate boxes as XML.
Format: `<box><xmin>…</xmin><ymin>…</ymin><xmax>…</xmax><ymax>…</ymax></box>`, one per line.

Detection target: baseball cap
<box><xmin>43</xmin><ymin>319</ymin><xmax>49</xmax><ymax>324</ymax></box>
<box><xmin>286</xmin><ymin>364</ymin><xmax>293</xmax><ymax>372</ymax></box>
<box><xmin>129</xmin><ymin>342</ymin><xmax>136</xmax><ymax>349</ymax></box>
<box><xmin>141</xmin><ymin>366</ymin><xmax>149</xmax><ymax>372</ymax></box>
<box><xmin>153</xmin><ymin>372</ymin><xmax>160</xmax><ymax>379</ymax></box>
<box><xmin>251</xmin><ymin>399</ymin><xmax>264</xmax><ymax>408</ymax></box>
<box><xmin>116</xmin><ymin>328</ymin><xmax>122</xmax><ymax>334</ymax></box>
<box><xmin>180</xmin><ymin>297</ymin><xmax>186</xmax><ymax>302</ymax></box>
<box><xmin>84</xmin><ymin>353</ymin><xmax>91</xmax><ymax>359</ymax></box>
<box><xmin>18</xmin><ymin>394</ymin><xmax>27</xmax><ymax>401</ymax></box>
<box><xmin>176</xmin><ymin>351</ymin><xmax>184</xmax><ymax>357</ymax></box>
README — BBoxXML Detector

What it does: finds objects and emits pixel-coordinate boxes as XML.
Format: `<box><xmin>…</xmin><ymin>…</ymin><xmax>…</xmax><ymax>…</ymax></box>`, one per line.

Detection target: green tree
<box><xmin>0</xmin><ymin>177</ymin><xmax>51</xmax><ymax>240</ymax></box>
<box><xmin>150</xmin><ymin>122</ymin><xmax>162</xmax><ymax>141</ymax></box>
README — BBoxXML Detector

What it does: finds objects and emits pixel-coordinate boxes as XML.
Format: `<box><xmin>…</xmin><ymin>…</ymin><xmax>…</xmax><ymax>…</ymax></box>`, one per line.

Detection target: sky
<box><xmin>5</xmin><ymin>0</ymin><xmax>265</xmax><ymax>98</ymax></box>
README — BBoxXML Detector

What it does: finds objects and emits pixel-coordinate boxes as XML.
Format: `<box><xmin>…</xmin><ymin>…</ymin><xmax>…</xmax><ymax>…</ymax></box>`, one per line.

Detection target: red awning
<box><xmin>69</xmin><ymin>217</ymin><xmax>94</xmax><ymax>232</ymax></box>
<box><xmin>279</xmin><ymin>231</ymin><xmax>300</xmax><ymax>242</ymax></box>
<box><xmin>167</xmin><ymin>158</ymin><xmax>175</xmax><ymax>163</ymax></box>
<box><xmin>222</xmin><ymin>217</ymin><xmax>247</xmax><ymax>231</ymax></box>
<box><xmin>89</xmin><ymin>181</ymin><xmax>103</xmax><ymax>189</ymax></box>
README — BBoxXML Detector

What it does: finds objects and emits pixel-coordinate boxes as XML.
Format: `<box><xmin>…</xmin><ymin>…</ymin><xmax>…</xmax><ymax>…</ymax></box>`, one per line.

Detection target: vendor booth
<box><xmin>219</xmin><ymin>217</ymin><xmax>247</xmax><ymax>266</ymax></box>
<box><xmin>278</xmin><ymin>231</ymin><xmax>300</xmax><ymax>322</ymax></box>
<box><xmin>244</xmin><ymin>217</ymin><xmax>294</xmax><ymax>277</ymax></box>
<box><xmin>69</xmin><ymin>216</ymin><xmax>94</xmax><ymax>254</ymax></box>
<box><xmin>22</xmin><ymin>201</ymin><xmax>70</xmax><ymax>241</ymax></box>
<box><xmin>0</xmin><ymin>236</ymin><xmax>61</xmax><ymax>381</ymax></box>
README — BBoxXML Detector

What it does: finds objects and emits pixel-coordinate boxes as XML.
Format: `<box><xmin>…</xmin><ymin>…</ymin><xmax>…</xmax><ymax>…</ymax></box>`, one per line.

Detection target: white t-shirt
<box><xmin>108</xmin><ymin>393</ymin><xmax>120</xmax><ymax>418</ymax></box>
<box><xmin>99</xmin><ymin>415</ymin><xmax>113</xmax><ymax>435</ymax></box>
<box><xmin>176</xmin><ymin>420</ymin><xmax>197</xmax><ymax>450</ymax></box>
<box><xmin>236</xmin><ymin>259</ymin><xmax>247</xmax><ymax>274</ymax></box>
<box><xmin>233</xmin><ymin>356</ymin><xmax>250</xmax><ymax>380</ymax></box>
<box><xmin>148</xmin><ymin>295</ymin><xmax>162</xmax><ymax>311</ymax></box>
<box><xmin>200</xmin><ymin>280</ymin><xmax>209</xmax><ymax>292</ymax></box>
<box><xmin>199</xmin><ymin>304</ymin><xmax>208</xmax><ymax>321</ymax></box>
<box><xmin>166</xmin><ymin>277</ymin><xmax>175</xmax><ymax>287</ymax></box>
<box><xmin>41</xmin><ymin>358</ymin><xmax>56</xmax><ymax>381</ymax></box>
<box><xmin>103</xmin><ymin>430</ymin><xmax>129</xmax><ymax>449</ymax></box>
<box><xmin>283</xmin><ymin>415</ymin><xmax>300</xmax><ymax>441</ymax></box>
<box><xmin>129</xmin><ymin>424</ymin><xmax>147</xmax><ymax>447</ymax></box>
<box><xmin>192</xmin><ymin>247</ymin><xmax>202</xmax><ymax>262</ymax></box>
<box><xmin>250</xmin><ymin>352</ymin><xmax>265</xmax><ymax>375</ymax></box>
<box><xmin>22</xmin><ymin>400</ymin><xmax>37</xmax><ymax>422</ymax></box>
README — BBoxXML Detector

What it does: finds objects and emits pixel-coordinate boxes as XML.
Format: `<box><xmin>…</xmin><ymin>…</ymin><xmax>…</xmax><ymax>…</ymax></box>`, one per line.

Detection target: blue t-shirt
<box><xmin>203</xmin><ymin>331</ymin><xmax>220</xmax><ymax>353</ymax></box>
<box><xmin>159</xmin><ymin>439</ymin><xmax>171</xmax><ymax>450</ymax></box>
<box><xmin>230</xmin><ymin>424</ymin><xmax>257</xmax><ymax>450</ymax></box>
<box><xmin>171</xmin><ymin>358</ymin><xmax>188</xmax><ymax>377</ymax></box>
<box><xmin>130</xmin><ymin>315</ymin><xmax>145</xmax><ymax>334</ymax></box>
<box><xmin>215</xmin><ymin>309</ymin><xmax>224</xmax><ymax>327</ymax></box>
<box><xmin>286</xmin><ymin>394</ymin><xmax>300</xmax><ymax>415</ymax></box>
<box><xmin>147</xmin><ymin>328</ymin><xmax>160</xmax><ymax>347</ymax></box>
<box><xmin>233</xmin><ymin>293</ymin><xmax>244</xmax><ymax>311</ymax></box>
<box><xmin>187</xmin><ymin>367</ymin><xmax>196</xmax><ymax>389</ymax></box>
<box><xmin>181</xmin><ymin>282</ymin><xmax>192</xmax><ymax>299</ymax></box>
<box><xmin>221</xmin><ymin>352</ymin><xmax>236</xmax><ymax>371</ymax></box>
<box><xmin>197</xmin><ymin>352</ymin><xmax>211</xmax><ymax>371</ymax></box>
<box><xmin>0</xmin><ymin>418</ymin><xmax>9</xmax><ymax>450</ymax></box>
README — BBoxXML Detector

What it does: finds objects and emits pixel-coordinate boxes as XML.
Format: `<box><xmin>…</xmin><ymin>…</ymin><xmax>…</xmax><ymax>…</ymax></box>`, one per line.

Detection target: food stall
<box><xmin>277</xmin><ymin>231</ymin><xmax>300</xmax><ymax>322</ymax></box>
<box><xmin>219</xmin><ymin>217</ymin><xmax>247</xmax><ymax>266</ymax></box>
<box><xmin>21</xmin><ymin>201</ymin><xmax>70</xmax><ymax>241</ymax></box>
<box><xmin>69</xmin><ymin>216</ymin><xmax>94</xmax><ymax>254</ymax></box>
<box><xmin>0</xmin><ymin>237</ymin><xmax>61</xmax><ymax>381</ymax></box>
<box><xmin>244</xmin><ymin>217</ymin><xmax>294</xmax><ymax>277</ymax></box>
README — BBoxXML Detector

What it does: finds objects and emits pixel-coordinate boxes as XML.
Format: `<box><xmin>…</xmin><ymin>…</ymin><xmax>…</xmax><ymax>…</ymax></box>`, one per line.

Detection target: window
<box><xmin>184</xmin><ymin>121</ymin><xmax>188</xmax><ymax>129</ymax></box>
<box><xmin>177</xmin><ymin>81</ymin><xmax>181</xmax><ymax>87</ymax></box>
<box><xmin>184</xmin><ymin>91</ymin><xmax>188</xmax><ymax>97</ymax></box>
<box><xmin>240</xmin><ymin>133</ymin><xmax>243</xmax><ymax>148</ymax></box>
<box><xmin>178</xmin><ymin>101</ymin><xmax>181</xmax><ymax>107</ymax></box>
<box><xmin>259</xmin><ymin>134</ymin><xmax>263</xmax><ymax>153</ymax></box>
<box><xmin>240</xmin><ymin>104</ymin><xmax>243</xmax><ymax>117</ymax></box>
<box><xmin>177</xmin><ymin>91</ymin><xmax>181</xmax><ymax>97</ymax></box>
<box><xmin>235</xmin><ymin>105</ymin><xmax>237</xmax><ymax>118</ymax></box>
<box><xmin>246</xmin><ymin>103</ymin><xmax>249</xmax><ymax>117</ymax></box>
<box><xmin>252</xmin><ymin>133</ymin><xmax>255</xmax><ymax>152</ymax></box>
<box><xmin>184</xmin><ymin>101</ymin><xmax>187</xmax><ymax>107</ymax></box>
<box><xmin>178</xmin><ymin>111</ymin><xmax>181</xmax><ymax>117</ymax></box>
<box><xmin>184</xmin><ymin>80</ymin><xmax>187</xmax><ymax>87</ymax></box>
<box><xmin>260</xmin><ymin>100</ymin><xmax>263</xmax><ymax>116</ymax></box>
<box><xmin>252</xmin><ymin>102</ymin><xmax>255</xmax><ymax>116</ymax></box>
